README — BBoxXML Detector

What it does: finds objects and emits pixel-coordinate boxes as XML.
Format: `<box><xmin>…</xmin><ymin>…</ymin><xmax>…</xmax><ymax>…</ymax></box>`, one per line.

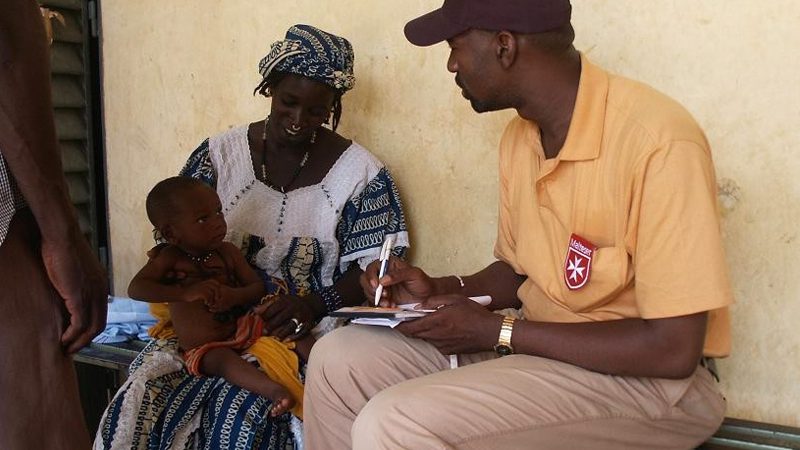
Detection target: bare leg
<box><xmin>0</xmin><ymin>212</ymin><xmax>90</xmax><ymax>449</ymax></box>
<box><xmin>201</xmin><ymin>347</ymin><xmax>295</xmax><ymax>416</ymax></box>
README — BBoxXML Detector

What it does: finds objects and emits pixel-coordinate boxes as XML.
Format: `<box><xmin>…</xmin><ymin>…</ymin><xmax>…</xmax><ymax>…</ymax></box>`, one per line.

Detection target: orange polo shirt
<box><xmin>494</xmin><ymin>54</ymin><xmax>732</xmax><ymax>357</ymax></box>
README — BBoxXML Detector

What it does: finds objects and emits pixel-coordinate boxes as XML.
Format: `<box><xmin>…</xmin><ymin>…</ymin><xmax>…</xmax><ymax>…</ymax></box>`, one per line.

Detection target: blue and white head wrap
<box><xmin>258</xmin><ymin>24</ymin><xmax>355</xmax><ymax>94</ymax></box>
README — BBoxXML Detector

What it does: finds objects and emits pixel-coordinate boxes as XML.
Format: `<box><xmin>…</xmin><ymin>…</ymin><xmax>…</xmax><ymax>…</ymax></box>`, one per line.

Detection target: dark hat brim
<box><xmin>404</xmin><ymin>8</ymin><xmax>469</xmax><ymax>47</ymax></box>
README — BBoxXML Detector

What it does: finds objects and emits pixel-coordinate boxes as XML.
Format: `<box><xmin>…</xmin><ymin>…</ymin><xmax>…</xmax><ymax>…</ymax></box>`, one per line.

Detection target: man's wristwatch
<box><xmin>493</xmin><ymin>316</ymin><xmax>516</xmax><ymax>356</ymax></box>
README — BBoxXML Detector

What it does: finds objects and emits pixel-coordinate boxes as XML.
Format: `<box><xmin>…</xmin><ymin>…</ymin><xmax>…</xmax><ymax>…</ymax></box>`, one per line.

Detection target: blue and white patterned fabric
<box><xmin>96</xmin><ymin>338</ymin><xmax>296</xmax><ymax>450</ymax></box>
<box><xmin>258</xmin><ymin>24</ymin><xmax>355</xmax><ymax>93</ymax></box>
<box><xmin>0</xmin><ymin>151</ymin><xmax>26</xmax><ymax>246</ymax></box>
<box><xmin>94</xmin><ymin>126</ymin><xmax>408</xmax><ymax>450</ymax></box>
<box><xmin>95</xmin><ymin>276</ymin><xmax>302</xmax><ymax>450</ymax></box>
<box><xmin>337</xmin><ymin>168</ymin><xmax>407</xmax><ymax>261</ymax></box>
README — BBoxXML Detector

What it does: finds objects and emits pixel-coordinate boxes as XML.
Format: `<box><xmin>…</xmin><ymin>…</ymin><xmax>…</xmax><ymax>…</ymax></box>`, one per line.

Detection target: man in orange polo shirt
<box><xmin>304</xmin><ymin>1</ymin><xmax>732</xmax><ymax>448</ymax></box>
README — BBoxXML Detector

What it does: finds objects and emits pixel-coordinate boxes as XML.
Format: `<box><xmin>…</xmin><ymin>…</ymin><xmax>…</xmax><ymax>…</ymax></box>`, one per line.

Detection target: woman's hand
<box><xmin>395</xmin><ymin>294</ymin><xmax>502</xmax><ymax>355</ymax></box>
<box><xmin>253</xmin><ymin>293</ymin><xmax>322</xmax><ymax>341</ymax></box>
<box><xmin>360</xmin><ymin>257</ymin><xmax>436</xmax><ymax>307</ymax></box>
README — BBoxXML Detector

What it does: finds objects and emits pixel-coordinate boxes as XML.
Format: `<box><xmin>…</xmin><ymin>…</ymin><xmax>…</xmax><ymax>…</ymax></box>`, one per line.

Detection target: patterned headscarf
<box><xmin>258</xmin><ymin>24</ymin><xmax>355</xmax><ymax>94</ymax></box>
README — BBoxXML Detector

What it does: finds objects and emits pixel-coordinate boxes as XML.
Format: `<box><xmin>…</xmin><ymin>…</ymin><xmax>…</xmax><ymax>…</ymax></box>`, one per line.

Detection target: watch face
<box><xmin>494</xmin><ymin>344</ymin><xmax>513</xmax><ymax>356</ymax></box>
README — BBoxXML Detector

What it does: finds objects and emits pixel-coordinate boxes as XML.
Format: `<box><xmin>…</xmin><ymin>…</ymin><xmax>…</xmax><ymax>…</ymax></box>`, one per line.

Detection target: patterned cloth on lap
<box><xmin>96</xmin><ymin>338</ymin><xmax>295</xmax><ymax>450</ymax></box>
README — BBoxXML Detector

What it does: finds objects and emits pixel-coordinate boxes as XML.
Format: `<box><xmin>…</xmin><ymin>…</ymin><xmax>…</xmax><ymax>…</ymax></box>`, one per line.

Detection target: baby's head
<box><xmin>146</xmin><ymin>177</ymin><xmax>227</xmax><ymax>253</ymax></box>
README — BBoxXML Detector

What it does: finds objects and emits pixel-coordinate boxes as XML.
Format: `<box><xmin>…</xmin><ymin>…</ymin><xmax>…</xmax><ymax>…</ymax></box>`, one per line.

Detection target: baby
<box><xmin>129</xmin><ymin>176</ymin><xmax>312</xmax><ymax>417</ymax></box>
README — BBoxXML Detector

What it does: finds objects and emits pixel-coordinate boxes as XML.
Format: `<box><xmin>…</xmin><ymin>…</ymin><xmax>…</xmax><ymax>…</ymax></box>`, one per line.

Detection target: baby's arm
<box><xmin>208</xmin><ymin>242</ymin><xmax>266</xmax><ymax>311</ymax></box>
<box><xmin>128</xmin><ymin>247</ymin><xmax>219</xmax><ymax>303</ymax></box>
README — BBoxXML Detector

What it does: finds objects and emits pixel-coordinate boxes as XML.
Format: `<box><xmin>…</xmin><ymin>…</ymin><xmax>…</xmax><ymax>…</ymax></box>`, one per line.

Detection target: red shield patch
<box><xmin>564</xmin><ymin>234</ymin><xmax>596</xmax><ymax>290</ymax></box>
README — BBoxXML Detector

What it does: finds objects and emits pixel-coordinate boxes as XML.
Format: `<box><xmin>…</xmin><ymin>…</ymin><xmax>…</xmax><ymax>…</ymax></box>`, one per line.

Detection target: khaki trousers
<box><xmin>0</xmin><ymin>211</ymin><xmax>90</xmax><ymax>450</ymax></box>
<box><xmin>304</xmin><ymin>324</ymin><xmax>725</xmax><ymax>450</ymax></box>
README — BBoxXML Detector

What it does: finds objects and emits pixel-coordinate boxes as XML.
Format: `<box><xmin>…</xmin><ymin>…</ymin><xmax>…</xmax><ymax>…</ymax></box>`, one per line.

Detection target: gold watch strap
<box><xmin>497</xmin><ymin>316</ymin><xmax>515</xmax><ymax>347</ymax></box>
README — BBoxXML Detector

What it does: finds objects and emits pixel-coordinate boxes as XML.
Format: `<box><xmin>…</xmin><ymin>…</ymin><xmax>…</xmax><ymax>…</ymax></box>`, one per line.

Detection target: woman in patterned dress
<box><xmin>95</xmin><ymin>24</ymin><xmax>409</xmax><ymax>450</ymax></box>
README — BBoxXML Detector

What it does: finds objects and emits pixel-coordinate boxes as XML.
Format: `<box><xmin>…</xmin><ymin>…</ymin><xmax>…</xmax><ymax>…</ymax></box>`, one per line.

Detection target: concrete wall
<box><xmin>100</xmin><ymin>0</ymin><xmax>800</xmax><ymax>425</ymax></box>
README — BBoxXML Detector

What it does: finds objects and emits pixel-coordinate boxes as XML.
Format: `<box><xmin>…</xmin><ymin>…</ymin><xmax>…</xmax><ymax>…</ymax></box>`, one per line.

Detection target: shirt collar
<box><xmin>557</xmin><ymin>53</ymin><xmax>609</xmax><ymax>162</ymax></box>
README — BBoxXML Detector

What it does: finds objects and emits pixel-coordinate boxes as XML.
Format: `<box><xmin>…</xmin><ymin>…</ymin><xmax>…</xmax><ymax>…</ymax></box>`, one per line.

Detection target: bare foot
<box><xmin>264</xmin><ymin>383</ymin><xmax>295</xmax><ymax>417</ymax></box>
<box><xmin>270</xmin><ymin>396</ymin><xmax>294</xmax><ymax>417</ymax></box>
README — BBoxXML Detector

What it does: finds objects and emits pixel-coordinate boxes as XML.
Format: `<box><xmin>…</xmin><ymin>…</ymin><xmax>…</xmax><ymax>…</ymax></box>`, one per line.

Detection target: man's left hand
<box><xmin>396</xmin><ymin>294</ymin><xmax>502</xmax><ymax>355</ymax></box>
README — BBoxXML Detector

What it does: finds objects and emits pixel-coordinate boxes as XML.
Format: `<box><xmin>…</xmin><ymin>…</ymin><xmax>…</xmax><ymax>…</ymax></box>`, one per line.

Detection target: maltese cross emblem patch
<box><xmin>564</xmin><ymin>234</ymin><xmax>596</xmax><ymax>290</ymax></box>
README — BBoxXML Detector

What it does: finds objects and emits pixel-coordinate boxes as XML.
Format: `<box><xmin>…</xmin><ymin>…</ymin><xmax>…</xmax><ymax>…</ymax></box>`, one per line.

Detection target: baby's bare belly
<box><xmin>169</xmin><ymin>301</ymin><xmax>237</xmax><ymax>350</ymax></box>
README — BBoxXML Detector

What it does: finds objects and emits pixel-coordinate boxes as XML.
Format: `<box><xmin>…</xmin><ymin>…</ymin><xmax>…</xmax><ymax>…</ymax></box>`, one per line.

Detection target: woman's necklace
<box><xmin>260</xmin><ymin>116</ymin><xmax>313</xmax><ymax>194</ymax></box>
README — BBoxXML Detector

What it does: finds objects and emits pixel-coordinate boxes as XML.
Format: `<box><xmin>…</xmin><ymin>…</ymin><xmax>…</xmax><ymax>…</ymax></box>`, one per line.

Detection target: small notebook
<box><xmin>330</xmin><ymin>296</ymin><xmax>492</xmax><ymax>328</ymax></box>
<box><xmin>329</xmin><ymin>305</ymin><xmax>427</xmax><ymax>320</ymax></box>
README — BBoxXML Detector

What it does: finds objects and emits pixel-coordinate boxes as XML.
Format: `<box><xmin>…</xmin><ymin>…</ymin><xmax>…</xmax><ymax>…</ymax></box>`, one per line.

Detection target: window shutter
<box><xmin>40</xmin><ymin>0</ymin><xmax>105</xmax><ymax>259</ymax></box>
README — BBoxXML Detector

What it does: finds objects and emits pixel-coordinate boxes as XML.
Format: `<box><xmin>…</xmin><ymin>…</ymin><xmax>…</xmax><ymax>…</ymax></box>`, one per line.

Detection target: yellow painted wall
<box><xmin>101</xmin><ymin>1</ymin><xmax>800</xmax><ymax>425</ymax></box>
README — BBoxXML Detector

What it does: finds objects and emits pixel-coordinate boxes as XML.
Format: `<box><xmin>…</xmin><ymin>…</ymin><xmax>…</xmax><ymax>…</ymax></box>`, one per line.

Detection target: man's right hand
<box><xmin>359</xmin><ymin>257</ymin><xmax>437</xmax><ymax>306</ymax></box>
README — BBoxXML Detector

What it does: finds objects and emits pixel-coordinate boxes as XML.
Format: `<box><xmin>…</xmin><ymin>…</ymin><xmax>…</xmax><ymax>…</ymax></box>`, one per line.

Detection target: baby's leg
<box><xmin>293</xmin><ymin>335</ymin><xmax>315</xmax><ymax>363</ymax></box>
<box><xmin>201</xmin><ymin>347</ymin><xmax>295</xmax><ymax>416</ymax></box>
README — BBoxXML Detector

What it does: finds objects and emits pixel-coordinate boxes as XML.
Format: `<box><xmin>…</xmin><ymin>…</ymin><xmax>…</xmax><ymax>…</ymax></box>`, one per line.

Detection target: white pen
<box><xmin>373</xmin><ymin>235</ymin><xmax>396</xmax><ymax>306</ymax></box>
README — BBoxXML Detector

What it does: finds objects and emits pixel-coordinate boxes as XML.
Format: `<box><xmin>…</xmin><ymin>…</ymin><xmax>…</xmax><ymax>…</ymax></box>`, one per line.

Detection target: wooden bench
<box><xmin>699</xmin><ymin>418</ymin><xmax>800</xmax><ymax>449</ymax></box>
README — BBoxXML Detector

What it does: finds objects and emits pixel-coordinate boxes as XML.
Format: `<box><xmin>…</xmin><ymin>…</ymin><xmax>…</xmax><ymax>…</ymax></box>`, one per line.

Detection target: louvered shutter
<box><xmin>40</xmin><ymin>0</ymin><xmax>106</xmax><ymax>261</ymax></box>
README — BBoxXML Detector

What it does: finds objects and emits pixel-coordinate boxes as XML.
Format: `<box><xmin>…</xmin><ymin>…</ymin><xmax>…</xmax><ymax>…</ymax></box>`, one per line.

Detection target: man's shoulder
<box><xmin>605</xmin><ymin>73</ymin><xmax>707</xmax><ymax>147</ymax></box>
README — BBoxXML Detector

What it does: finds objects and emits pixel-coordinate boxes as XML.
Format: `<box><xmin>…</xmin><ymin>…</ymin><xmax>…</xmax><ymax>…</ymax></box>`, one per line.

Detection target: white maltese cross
<box><xmin>567</xmin><ymin>255</ymin><xmax>585</xmax><ymax>282</ymax></box>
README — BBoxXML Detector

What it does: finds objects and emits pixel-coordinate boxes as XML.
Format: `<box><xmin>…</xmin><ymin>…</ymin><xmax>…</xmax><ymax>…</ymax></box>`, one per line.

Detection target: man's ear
<box><xmin>495</xmin><ymin>31</ymin><xmax>517</xmax><ymax>69</ymax></box>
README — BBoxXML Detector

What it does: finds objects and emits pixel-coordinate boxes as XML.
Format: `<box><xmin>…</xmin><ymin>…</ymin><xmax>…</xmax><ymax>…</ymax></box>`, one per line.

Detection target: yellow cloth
<box><xmin>494</xmin><ymin>53</ymin><xmax>732</xmax><ymax>357</ymax></box>
<box><xmin>148</xmin><ymin>302</ymin><xmax>304</xmax><ymax>418</ymax></box>
<box><xmin>148</xmin><ymin>303</ymin><xmax>176</xmax><ymax>339</ymax></box>
<box><xmin>246</xmin><ymin>337</ymin><xmax>303</xmax><ymax>419</ymax></box>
